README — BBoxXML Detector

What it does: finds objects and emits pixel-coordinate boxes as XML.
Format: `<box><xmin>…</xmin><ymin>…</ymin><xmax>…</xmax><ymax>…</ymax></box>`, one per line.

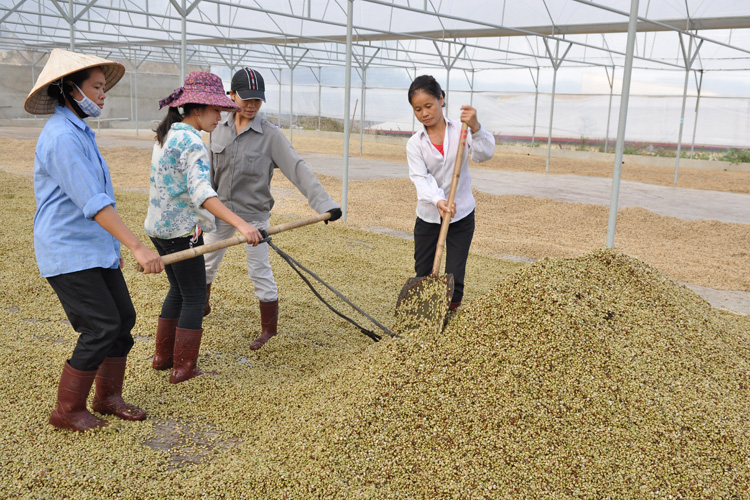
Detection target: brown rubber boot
<box><xmin>49</xmin><ymin>361</ymin><xmax>108</xmax><ymax>432</ymax></box>
<box><xmin>203</xmin><ymin>283</ymin><xmax>212</xmax><ymax>317</ymax></box>
<box><xmin>91</xmin><ymin>357</ymin><xmax>146</xmax><ymax>421</ymax></box>
<box><xmin>250</xmin><ymin>299</ymin><xmax>278</xmax><ymax>351</ymax></box>
<box><xmin>153</xmin><ymin>317</ymin><xmax>179</xmax><ymax>370</ymax></box>
<box><xmin>170</xmin><ymin>327</ymin><xmax>205</xmax><ymax>384</ymax></box>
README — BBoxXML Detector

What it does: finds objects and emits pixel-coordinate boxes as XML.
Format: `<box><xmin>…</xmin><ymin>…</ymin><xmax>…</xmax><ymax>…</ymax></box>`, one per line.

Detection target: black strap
<box><xmin>260</xmin><ymin>233</ymin><xmax>398</xmax><ymax>341</ymax></box>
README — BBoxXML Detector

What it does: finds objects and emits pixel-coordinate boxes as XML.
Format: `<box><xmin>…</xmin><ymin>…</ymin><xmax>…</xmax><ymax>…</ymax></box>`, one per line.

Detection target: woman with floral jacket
<box><xmin>145</xmin><ymin>71</ymin><xmax>261</xmax><ymax>384</ymax></box>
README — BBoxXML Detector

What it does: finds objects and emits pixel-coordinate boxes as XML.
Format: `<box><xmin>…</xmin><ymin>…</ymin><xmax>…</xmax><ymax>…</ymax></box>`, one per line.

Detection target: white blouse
<box><xmin>406</xmin><ymin>117</ymin><xmax>496</xmax><ymax>224</ymax></box>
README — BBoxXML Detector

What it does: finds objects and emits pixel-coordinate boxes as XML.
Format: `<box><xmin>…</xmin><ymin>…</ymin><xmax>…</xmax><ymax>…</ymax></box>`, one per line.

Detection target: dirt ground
<box><xmin>1</xmin><ymin>133</ymin><xmax>748</xmax><ymax>293</ymax></box>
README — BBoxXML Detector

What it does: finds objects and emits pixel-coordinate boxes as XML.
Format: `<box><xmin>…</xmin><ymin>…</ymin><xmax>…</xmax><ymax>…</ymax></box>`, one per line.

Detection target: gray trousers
<box><xmin>203</xmin><ymin>219</ymin><xmax>278</xmax><ymax>302</ymax></box>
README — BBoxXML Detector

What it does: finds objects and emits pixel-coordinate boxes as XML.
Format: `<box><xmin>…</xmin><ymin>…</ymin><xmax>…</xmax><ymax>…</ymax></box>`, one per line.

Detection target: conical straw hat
<box><xmin>24</xmin><ymin>48</ymin><xmax>125</xmax><ymax>115</ymax></box>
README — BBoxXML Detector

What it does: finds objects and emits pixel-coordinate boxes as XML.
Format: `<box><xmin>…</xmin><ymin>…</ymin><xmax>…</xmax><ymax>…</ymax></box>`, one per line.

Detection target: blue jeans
<box><xmin>150</xmin><ymin>234</ymin><xmax>206</xmax><ymax>330</ymax></box>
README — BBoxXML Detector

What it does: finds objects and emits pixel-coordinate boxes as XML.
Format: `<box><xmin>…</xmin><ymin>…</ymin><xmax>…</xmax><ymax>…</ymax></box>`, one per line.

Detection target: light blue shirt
<box><xmin>144</xmin><ymin>123</ymin><xmax>217</xmax><ymax>239</ymax></box>
<box><xmin>33</xmin><ymin>106</ymin><xmax>120</xmax><ymax>277</ymax></box>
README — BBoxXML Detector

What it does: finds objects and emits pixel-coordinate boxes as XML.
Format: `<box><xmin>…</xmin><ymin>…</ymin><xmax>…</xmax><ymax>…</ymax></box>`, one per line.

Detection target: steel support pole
<box><xmin>469</xmin><ymin>70</ymin><xmax>475</xmax><ymax>107</ymax></box>
<box><xmin>674</xmin><ymin>35</ymin><xmax>702</xmax><ymax>184</ymax></box>
<box><xmin>134</xmin><ymin>63</ymin><xmax>139</xmax><ymax>134</ymax></box>
<box><xmin>445</xmin><ymin>67</ymin><xmax>451</xmax><ymax>118</ymax></box>
<box><xmin>30</xmin><ymin>51</ymin><xmax>45</xmax><ymax>119</ymax></box>
<box><xmin>606</xmin><ymin>0</ymin><xmax>639</xmax><ymax>249</ymax></box>
<box><xmin>530</xmin><ymin>67</ymin><xmax>539</xmax><ymax>147</ymax></box>
<box><xmin>444</xmin><ymin>42</ymin><xmax>451</xmax><ymax>116</ymax></box>
<box><xmin>604</xmin><ymin>66</ymin><xmax>615</xmax><ymax>153</ymax></box>
<box><xmin>543</xmin><ymin>40</ymin><xmax>572</xmax><ymax>173</ymax></box>
<box><xmin>674</xmin><ymin>54</ymin><xmax>691</xmax><ymax>184</ymax></box>
<box><xmin>341</xmin><ymin>0</ymin><xmax>354</xmax><ymax>221</ymax></box>
<box><xmin>411</xmin><ymin>67</ymin><xmax>417</xmax><ymax>133</ymax></box>
<box><xmin>129</xmin><ymin>71</ymin><xmax>133</xmax><ymax>123</ymax></box>
<box><xmin>318</xmin><ymin>67</ymin><xmax>322</xmax><ymax>131</ymax></box>
<box><xmin>274</xmin><ymin>47</ymin><xmax>307</xmax><ymax>146</ymax></box>
<box><xmin>360</xmin><ymin>66</ymin><xmax>366</xmax><ymax>155</ymax></box>
<box><xmin>180</xmin><ymin>0</ymin><xmax>186</xmax><ymax>82</ymax></box>
<box><xmin>689</xmin><ymin>70</ymin><xmax>704</xmax><ymax>159</ymax></box>
<box><xmin>545</xmin><ymin>61</ymin><xmax>559</xmax><ymax>173</ymax></box>
<box><xmin>278</xmin><ymin>69</ymin><xmax>282</xmax><ymax>127</ymax></box>
<box><xmin>69</xmin><ymin>0</ymin><xmax>74</xmax><ymax>50</ymax></box>
<box><xmin>290</xmin><ymin>53</ymin><xmax>294</xmax><ymax>145</ymax></box>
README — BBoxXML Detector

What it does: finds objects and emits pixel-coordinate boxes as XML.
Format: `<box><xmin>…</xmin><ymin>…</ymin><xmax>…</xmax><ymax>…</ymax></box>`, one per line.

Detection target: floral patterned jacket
<box><xmin>144</xmin><ymin>122</ymin><xmax>217</xmax><ymax>239</ymax></box>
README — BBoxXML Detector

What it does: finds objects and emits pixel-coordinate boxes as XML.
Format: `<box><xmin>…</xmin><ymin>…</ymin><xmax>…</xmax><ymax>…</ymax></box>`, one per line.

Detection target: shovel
<box><xmin>395</xmin><ymin>122</ymin><xmax>468</xmax><ymax>333</ymax></box>
<box><xmin>138</xmin><ymin>212</ymin><xmax>331</xmax><ymax>271</ymax></box>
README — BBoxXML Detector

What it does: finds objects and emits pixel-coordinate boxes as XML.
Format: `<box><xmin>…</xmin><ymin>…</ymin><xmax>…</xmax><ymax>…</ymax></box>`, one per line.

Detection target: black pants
<box><xmin>47</xmin><ymin>267</ymin><xmax>136</xmax><ymax>372</ymax></box>
<box><xmin>414</xmin><ymin>210</ymin><xmax>475</xmax><ymax>304</ymax></box>
<box><xmin>150</xmin><ymin>234</ymin><xmax>206</xmax><ymax>331</ymax></box>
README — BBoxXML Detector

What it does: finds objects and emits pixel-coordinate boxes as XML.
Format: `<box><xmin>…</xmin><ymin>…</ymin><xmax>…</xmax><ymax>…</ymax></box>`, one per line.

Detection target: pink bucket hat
<box><xmin>159</xmin><ymin>71</ymin><xmax>239</xmax><ymax>111</ymax></box>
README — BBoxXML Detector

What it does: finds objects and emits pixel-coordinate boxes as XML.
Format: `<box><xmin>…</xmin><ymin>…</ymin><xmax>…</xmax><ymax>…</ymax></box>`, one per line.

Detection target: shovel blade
<box><xmin>394</xmin><ymin>274</ymin><xmax>454</xmax><ymax>335</ymax></box>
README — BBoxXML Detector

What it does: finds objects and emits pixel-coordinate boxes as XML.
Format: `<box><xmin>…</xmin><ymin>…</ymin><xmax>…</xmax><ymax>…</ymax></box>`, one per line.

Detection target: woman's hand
<box><xmin>238</xmin><ymin>221</ymin><xmax>262</xmax><ymax>246</ymax></box>
<box><xmin>437</xmin><ymin>199</ymin><xmax>456</xmax><ymax>221</ymax></box>
<box><xmin>460</xmin><ymin>105</ymin><xmax>481</xmax><ymax>134</ymax></box>
<box><xmin>133</xmin><ymin>245</ymin><xmax>164</xmax><ymax>274</ymax></box>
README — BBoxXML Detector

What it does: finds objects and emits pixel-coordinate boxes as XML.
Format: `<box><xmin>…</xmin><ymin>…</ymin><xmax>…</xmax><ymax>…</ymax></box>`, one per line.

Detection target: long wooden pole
<box><xmin>139</xmin><ymin>213</ymin><xmax>331</xmax><ymax>271</ymax></box>
<box><xmin>431</xmin><ymin>122</ymin><xmax>468</xmax><ymax>277</ymax></box>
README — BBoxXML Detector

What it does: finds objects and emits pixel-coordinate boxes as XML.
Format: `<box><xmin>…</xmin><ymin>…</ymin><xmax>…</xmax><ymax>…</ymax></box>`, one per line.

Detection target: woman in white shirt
<box><xmin>406</xmin><ymin>75</ymin><xmax>496</xmax><ymax>310</ymax></box>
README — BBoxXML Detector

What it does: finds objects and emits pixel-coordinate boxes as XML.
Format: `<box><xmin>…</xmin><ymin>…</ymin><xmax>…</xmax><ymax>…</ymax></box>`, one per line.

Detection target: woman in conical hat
<box><xmin>27</xmin><ymin>48</ymin><xmax>165</xmax><ymax>432</ymax></box>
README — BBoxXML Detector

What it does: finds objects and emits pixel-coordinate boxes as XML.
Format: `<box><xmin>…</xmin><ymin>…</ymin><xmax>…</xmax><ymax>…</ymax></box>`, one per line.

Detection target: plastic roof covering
<box><xmin>1</xmin><ymin>0</ymin><xmax>750</xmax><ymax>73</ymax></box>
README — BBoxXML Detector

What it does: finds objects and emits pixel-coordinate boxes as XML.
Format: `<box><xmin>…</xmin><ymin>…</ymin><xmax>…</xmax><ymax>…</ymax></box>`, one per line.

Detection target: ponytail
<box><xmin>154</xmin><ymin>107</ymin><xmax>183</xmax><ymax>146</ymax></box>
<box><xmin>153</xmin><ymin>103</ymin><xmax>204</xmax><ymax>146</ymax></box>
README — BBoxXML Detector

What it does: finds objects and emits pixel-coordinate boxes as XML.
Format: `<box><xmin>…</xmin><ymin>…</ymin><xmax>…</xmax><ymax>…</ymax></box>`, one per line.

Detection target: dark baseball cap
<box><xmin>230</xmin><ymin>67</ymin><xmax>266</xmax><ymax>101</ymax></box>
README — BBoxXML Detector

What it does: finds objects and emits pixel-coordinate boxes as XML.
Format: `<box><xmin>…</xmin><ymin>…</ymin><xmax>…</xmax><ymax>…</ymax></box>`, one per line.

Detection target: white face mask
<box><xmin>71</xmin><ymin>82</ymin><xmax>103</xmax><ymax>118</ymax></box>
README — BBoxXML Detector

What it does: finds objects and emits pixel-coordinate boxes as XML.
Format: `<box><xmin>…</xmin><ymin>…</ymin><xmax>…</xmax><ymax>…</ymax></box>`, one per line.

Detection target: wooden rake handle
<box><xmin>431</xmin><ymin>122</ymin><xmax>469</xmax><ymax>277</ymax></box>
<box><xmin>138</xmin><ymin>212</ymin><xmax>332</xmax><ymax>272</ymax></box>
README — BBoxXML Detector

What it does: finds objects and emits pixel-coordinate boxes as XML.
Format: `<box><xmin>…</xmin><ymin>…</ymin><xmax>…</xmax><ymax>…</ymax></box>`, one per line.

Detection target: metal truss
<box><xmin>2</xmin><ymin>0</ymin><xmax>749</xmax><ymax>77</ymax></box>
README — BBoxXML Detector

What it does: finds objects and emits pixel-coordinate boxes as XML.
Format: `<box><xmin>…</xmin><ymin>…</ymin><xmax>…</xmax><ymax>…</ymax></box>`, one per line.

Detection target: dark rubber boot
<box><xmin>170</xmin><ymin>327</ymin><xmax>205</xmax><ymax>384</ymax></box>
<box><xmin>203</xmin><ymin>283</ymin><xmax>212</xmax><ymax>317</ymax></box>
<box><xmin>49</xmin><ymin>362</ymin><xmax>108</xmax><ymax>432</ymax></box>
<box><xmin>91</xmin><ymin>357</ymin><xmax>146</xmax><ymax>421</ymax></box>
<box><xmin>250</xmin><ymin>299</ymin><xmax>278</xmax><ymax>351</ymax></box>
<box><xmin>153</xmin><ymin>317</ymin><xmax>178</xmax><ymax>370</ymax></box>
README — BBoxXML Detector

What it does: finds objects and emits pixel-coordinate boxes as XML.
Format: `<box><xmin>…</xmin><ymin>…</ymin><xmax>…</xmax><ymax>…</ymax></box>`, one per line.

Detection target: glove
<box><xmin>325</xmin><ymin>208</ymin><xmax>342</xmax><ymax>224</ymax></box>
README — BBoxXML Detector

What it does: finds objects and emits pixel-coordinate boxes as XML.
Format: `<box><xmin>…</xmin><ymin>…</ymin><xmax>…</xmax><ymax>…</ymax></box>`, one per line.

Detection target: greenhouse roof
<box><xmin>2</xmin><ymin>0</ymin><xmax>750</xmax><ymax>73</ymax></box>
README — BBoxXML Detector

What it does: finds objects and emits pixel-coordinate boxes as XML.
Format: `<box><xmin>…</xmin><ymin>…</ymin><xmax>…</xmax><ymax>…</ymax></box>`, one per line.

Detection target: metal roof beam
<box><xmin>360</xmin><ymin>0</ymin><xmax>682</xmax><ymax>68</ymax></box>
<box><xmin>573</xmin><ymin>0</ymin><xmax>750</xmax><ymax>57</ymax></box>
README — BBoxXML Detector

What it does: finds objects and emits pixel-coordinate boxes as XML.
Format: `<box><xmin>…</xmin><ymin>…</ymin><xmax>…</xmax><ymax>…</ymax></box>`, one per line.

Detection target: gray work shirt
<box><xmin>209</xmin><ymin>113</ymin><xmax>340</xmax><ymax>222</ymax></box>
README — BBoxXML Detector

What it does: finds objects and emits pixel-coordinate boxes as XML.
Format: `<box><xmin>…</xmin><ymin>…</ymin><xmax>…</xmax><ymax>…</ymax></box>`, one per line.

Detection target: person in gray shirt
<box><xmin>204</xmin><ymin>67</ymin><xmax>342</xmax><ymax>351</ymax></box>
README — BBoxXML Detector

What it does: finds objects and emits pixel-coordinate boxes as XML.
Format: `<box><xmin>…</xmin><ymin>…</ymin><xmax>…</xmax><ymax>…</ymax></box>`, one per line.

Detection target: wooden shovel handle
<box><xmin>431</xmin><ymin>122</ymin><xmax>469</xmax><ymax>277</ymax></box>
<box><xmin>138</xmin><ymin>212</ymin><xmax>332</xmax><ymax>272</ymax></box>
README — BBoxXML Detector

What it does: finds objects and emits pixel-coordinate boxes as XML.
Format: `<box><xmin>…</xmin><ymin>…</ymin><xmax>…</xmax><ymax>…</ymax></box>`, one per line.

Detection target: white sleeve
<box><xmin>468</xmin><ymin>125</ymin><xmax>496</xmax><ymax>163</ymax></box>
<box><xmin>407</xmin><ymin>138</ymin><xmax>446</xmax><ymax>206</ymax></box>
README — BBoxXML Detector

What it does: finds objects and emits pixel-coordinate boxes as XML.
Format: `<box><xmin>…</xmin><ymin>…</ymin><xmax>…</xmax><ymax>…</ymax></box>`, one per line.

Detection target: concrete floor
<box><xmin>3</xmin><ymin>127</ymin><xmax>748</xmax><ymax>314</ymax></box>
<box><xmin>301</xmin><ymin>153</ymin><xmax>750</xmax><ymax>224</ymax></box>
